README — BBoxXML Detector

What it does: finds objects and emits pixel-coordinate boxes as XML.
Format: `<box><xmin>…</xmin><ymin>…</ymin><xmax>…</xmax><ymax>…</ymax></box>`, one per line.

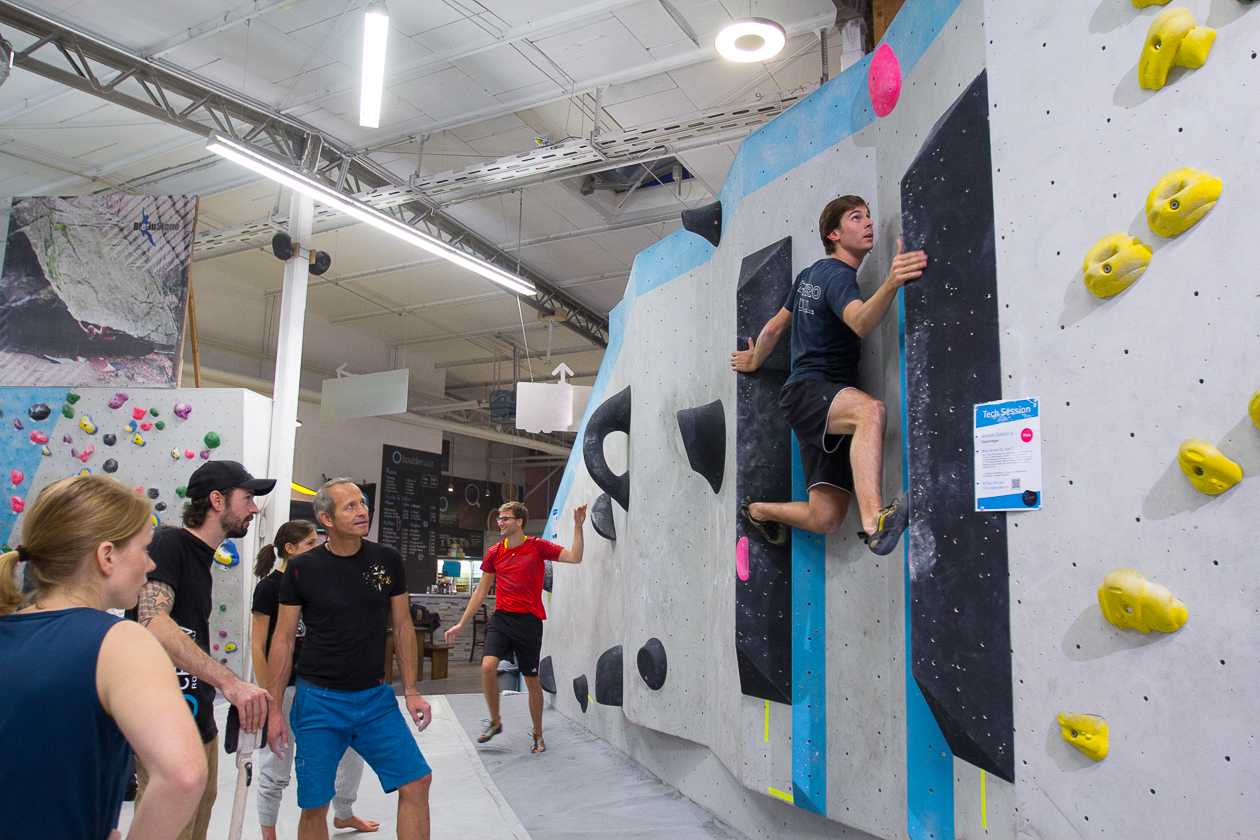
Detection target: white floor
<box><xmin>117</xmin><ymin>694</ymin><xmax>531</xmax><ymax>840</ymax></box>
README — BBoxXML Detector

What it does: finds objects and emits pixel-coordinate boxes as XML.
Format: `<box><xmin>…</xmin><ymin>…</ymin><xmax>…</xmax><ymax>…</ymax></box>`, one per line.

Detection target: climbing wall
<box><xmin>0</xmin><ymin>387</ymin><xmax>272</xmax><ymax>680</ymax></box>
<box><xmin>538</xmin><ymin>1</ymin><xmax>1256</xmax><ymax>839</ymax></box>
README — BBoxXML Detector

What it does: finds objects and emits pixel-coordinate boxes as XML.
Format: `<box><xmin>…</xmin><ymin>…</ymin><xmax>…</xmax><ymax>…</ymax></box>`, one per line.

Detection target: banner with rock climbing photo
<box><xmin>0</xmin><ymin>195</ymin><xmax>197</xmax><ymax>388</ymax></box>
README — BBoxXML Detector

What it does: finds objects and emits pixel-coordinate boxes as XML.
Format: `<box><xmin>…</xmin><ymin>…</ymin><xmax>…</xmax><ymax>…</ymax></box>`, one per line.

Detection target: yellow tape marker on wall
<box><xmin>981</xmin><ymin>769</ymin><xmax>987</xmax><ymax>829</ymax></box>
<box><xmin>768</xmin><ymin>787</ymin><xmax>794</xmax><ymax>804</ymax></box>
<box><xmin>764</xmin><ymin>700</ymin><xmax>770</xmax><ymax>742</ymax></box>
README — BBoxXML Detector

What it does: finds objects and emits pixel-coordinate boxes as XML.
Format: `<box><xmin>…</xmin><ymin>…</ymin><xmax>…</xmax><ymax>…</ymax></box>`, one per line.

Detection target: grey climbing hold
<box><xmin>102</xmin><ymin>459</ymin><xmax>118</xmax><ymax>473</ymax></box>
<box><xmin>676</xmin><ymin>399</ymin><xmax>726</xmax><ymax>494</ymax></box>
<box><xmin>574</xmin><ymin>674</ymin><xmax>589</xmax><ymax>713</ymax></box>
<box><xmin>102</xmin><ymin>433</ymin><xmax>117</xmax><ymax>446</ymax></box>
<box><xmin>582</xmin><ymin>386</ymin><xmax>631</xmax><ymax>511</ymax></box>
<box><xmin>146</xmin><ymin>488</ymin><xmax>159</xmax><ymax>499</ymax></box>
<box><xmin>595</xmin><ymin>645</ymin><xmax>623</xmax><ymax>707</ymax></box>
<box><xmin>538</xmin><ymin>656</ymin><xmax>556</xmax><ymax>694</ymax></box>
<box><xmin>591</xmin><ymin>493</ymin><xmax>616</xmax><ymax>541</ymax></box>
<box><xmin>637</xmin><ymin>638</ymin><xmax>668</xmax><ymax>691</ymax></box>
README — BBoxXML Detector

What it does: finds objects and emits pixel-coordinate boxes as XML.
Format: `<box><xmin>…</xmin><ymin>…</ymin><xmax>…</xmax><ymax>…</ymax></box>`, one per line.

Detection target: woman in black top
<box><xmin>251</xmin><ymin>520</ymin><xmax>378</xmax><ymax>837</ymax></box>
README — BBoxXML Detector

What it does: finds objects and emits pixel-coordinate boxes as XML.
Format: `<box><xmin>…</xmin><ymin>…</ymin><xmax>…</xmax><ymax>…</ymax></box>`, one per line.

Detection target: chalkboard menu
<box><xmin>379</xmin><ymin>443</ymin><xmax>523</xmax><ymax>592</ymax></box>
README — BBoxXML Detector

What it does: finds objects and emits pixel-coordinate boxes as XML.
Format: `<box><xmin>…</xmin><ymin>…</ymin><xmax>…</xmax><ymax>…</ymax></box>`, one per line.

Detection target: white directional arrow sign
<box><xmin>552</xmin><ymin>362</ymin><xmax>574</xmax><ymax>384</ymax></box>
<box><xmin>516</xmin><ymin>363</ymin><xmax>592</xmax><ymax>433</ymax></box>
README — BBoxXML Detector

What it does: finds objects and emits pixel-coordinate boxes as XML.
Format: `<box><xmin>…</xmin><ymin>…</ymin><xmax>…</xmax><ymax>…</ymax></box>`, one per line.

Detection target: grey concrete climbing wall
<box><xmin>538</xmin><ymin>1</ymin><xmax>1256</xmax><ymax>839</ymax></box>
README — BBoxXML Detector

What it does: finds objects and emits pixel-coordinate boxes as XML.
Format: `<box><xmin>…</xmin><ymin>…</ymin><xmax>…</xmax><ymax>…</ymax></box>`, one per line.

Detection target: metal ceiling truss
<box><xmin>0</xmin><ymin>0</ymin><xmax>609</xmax><ymax>349</ymax></box>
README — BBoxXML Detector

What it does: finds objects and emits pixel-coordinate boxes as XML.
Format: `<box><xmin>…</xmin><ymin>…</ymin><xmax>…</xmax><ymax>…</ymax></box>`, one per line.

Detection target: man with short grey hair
<box><xmin>266</xmin><ymin>478</ymin><xmax>434</xmax><ymax>840</ymax></box>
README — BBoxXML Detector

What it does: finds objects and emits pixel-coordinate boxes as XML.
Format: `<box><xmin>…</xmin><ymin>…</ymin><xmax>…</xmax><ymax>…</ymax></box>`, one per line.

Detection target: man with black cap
<box><xmin>135</xmin><ymin>459</ymin><xmax>276</xmax><ymax>840</ymax></box>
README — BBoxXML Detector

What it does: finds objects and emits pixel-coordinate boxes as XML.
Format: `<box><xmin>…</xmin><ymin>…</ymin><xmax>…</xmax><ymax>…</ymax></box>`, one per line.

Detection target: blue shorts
<box><xmin>291</xmin><ymin>679</ymin><xmax>431</xmax><ymax>809</ymax></box>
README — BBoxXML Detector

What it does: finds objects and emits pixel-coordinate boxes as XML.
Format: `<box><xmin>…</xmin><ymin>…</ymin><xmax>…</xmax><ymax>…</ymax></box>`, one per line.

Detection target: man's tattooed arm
<box><xmin>136</xmin><ymin>581</ymin><xmax>174</xmax><ymax>626</ymax></box>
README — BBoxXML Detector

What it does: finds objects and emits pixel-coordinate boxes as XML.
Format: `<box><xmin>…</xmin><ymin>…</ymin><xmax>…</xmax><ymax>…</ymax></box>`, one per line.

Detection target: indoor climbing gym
<box><xmin>0</xmin><ymin>1</ymin><xmax>1254</xmax><ymax>838</ymax></box>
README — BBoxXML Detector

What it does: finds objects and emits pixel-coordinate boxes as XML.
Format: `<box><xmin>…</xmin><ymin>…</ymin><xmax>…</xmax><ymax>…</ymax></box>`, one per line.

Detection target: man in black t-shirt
<box><xmin>135</xmin><ymin>460</ymin><xmax>275</xmax><ymax>840</ymax></box>
<box><xmin>265</xmin><ymin>479</ymin><xmax>433</xmax><ymax>840</ymax></box>
<box><xmin>731</xmin><ymin>195</ymin><xmax>927</xmax><ymax>556</ymax></box>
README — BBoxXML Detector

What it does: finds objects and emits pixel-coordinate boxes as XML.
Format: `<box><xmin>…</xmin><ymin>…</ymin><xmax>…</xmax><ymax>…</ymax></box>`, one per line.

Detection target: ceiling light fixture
<box><xmin>360</xmin><ymin>2</ymin><xmax>389</xmax><ymax>128</ymax></box>
<box><xmin>714</xmin><ymin>18</ymin><xmax>786</xmax><ymax>63</ymax></box>
<box><xmin>205</xmin><ymin>133</ymin><xmax>537</xmax><ymax>296</ymax></box>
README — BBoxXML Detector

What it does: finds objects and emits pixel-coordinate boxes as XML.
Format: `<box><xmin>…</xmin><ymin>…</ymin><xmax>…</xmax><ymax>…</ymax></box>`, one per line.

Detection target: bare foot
<box><xmin>333</xmin><ymin>814</ymin><xmax>381</xmax><ymax>833</ymax></box>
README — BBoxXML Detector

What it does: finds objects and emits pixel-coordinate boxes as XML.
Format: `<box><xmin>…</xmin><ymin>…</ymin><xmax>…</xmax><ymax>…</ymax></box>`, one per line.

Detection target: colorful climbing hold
<box><xmin>146</xmin><ymin>488</ymin><xmax>160</xmax><ymax>499</ymax></box>
<box><xmin>140</xmin><ymin>421</ymin><xmax>153</xmax><ymax>432</ymax></box>
<box><xmin>736</xmin><ymin>537</ymin><xmax>750</xmax><ymax>582</ymax></box>
<box><xmin>63</xmin><ymin>435</ymin><xmax>73</xmax><ymax>444</ymax></box>
<box><xmin>40</xmin><ymin>446</ymin><xmax>50</xmax><ymax>457</ymax></box>
<box><xmin>126</xmin><ymin>420</ymin><xmax>138</xmax><ymax>433</ymax></box>
<box><xmin>1057</xmin><ymin>712</ymin><xmax>1108</xmax><ymax>761</ymax></box>
<box><xmin>213</xmin><ymin>541</ymin><xmax>240</xmax><ymax>568</ymax></box>
<box><xmin>174</xmin><ymin>402</ymin><xmax>192</xmax><ymax>420</ymax></box>
<box><xmin>108</xmin><ymin>393</ymin><xmax>128</xmax><ymax>409</ymax></box>
<box><xmin>61</xmin><ymin>404</ymin><xmax>74</xmax><ymax>419</ymax></box>
<box><xmin>27</xmin><ymin>404</ymin><xmax>50</xmax><ymax>421</ymax></box>
<box><xmin>154</xmin><ymin>421</ymin><xmax>165</xmax><ymax>431</ymax></box>
<box><xmin>79</xmin><ymin>469</ymin><xmax>91</xmax><ymax>477</ymax></box>
<box><xmin>78</xmin><ymin>415</ymin><xmax>97</xmax><ymax>435</ymax></box>
<box><xmin>204</xmin><ymin>431</ymin><xmax>221</xmax><ymax>449</ymax></box>
<box><xmin>1178</xmin><ymin>438</ymin><xmax>1242</xmax><ymax>494</ymax></box>
<box><xmin>219</xmin><ymin>631</ymin><xmax>228</xmax><ymax>638</ymax></box>
<box><xmin>10</xmin><ymin>471</ymin><xmax>23</xmax><ymax>486</ymax></box>
<box><xmin>103</xmin><ymin>459</ymin><xmax>118</xmax><ymax>474</ymax></box>
<box><xmin>1098</xmin><ymin>568</ymin><xmax>1188</xmax><ymax>633</ymax></box>
<box><xmin>1139</xmin><ymin>7</ymin><xmax>1215</xmax><ymax>91</ymax></box>
<box><xmin>213</xmin><ymin>645</ymin><xmax>220</xmax><ymax>651</ymax></box>
<box><xmin>75</xmin><ymin>445</ymin><xmax>94</xmax><ymax>463</ymax></box>
<box><xmin>868</xmin><ymin>42</ymin><xmax>902</xmax><ymax>118</ymax></box>
<box><xmin>29</xmin><ymin>431</ymin><xmax>48</xmax><ymax>445</ymax></box>
<box><xmin>219</xmin><ymin>604</ymin><xmax>227</xmax><ymax>611</ymax></box>
<box><xmin>1082</xmin><ymin>233</ymin><xmax>1151</xmax><ymax>298</ymax></box>
<box><xmin>132</xmin><ymin>407</ymin><xmax>146</xmax><ymax>420</ymax></box>
<box><xmin>170</xmin><ymin>448</ymin><xmax>181</xmax><ymax>460</ymax></box>
<box><xmin>10</xmin><ymin>497</ymin><xmax>24</xmax><ymax>513</ymax></box>
<box><xmin>184</xmin><ymin>449</ymin><xmax>195</xmax><ymax>459</ymax></box>
<box><xmin>13</xmin><ymin>420</ymin><xmax>23</xmax><ymax>431</ymax></box>
<box><xmin>149</xmin><ymin>407</ymin><xmax>159</xmax><ymax>417</ymax></box>
<box><xmin>1250</xmin><ymin>387</ymin><xmax>1260</xmax><ymax>430</ymax></box>
<box><xmin>1146</xmin><ymin>168</ymin><xmax>1221</xmax><ymax>237</ymax></box>
<box><xmin>176</xmin><ymin>486</ymin><xmax>188</xmax><ymax>498</ymax></box>
<box><xmin>103</xmin><ymin>433</ymin><xmax>117</xmax><ymax>446</ymax></box>
<box><xmin>149</xmin><ymin>513</ymin><xmax>159</xmax><ymax>527</ymax></box>
<box><xmin>131</xmin><ymin>433</ymin><xmax>146</xmax><ymax>447</ymax></box>
<box><xmin>65</xmin><ymin>393</ymin><xmax>80</xmax><ymax>404</ymax></box>
<box><xmin>199</xmin><ymin>450</ymin><xmax>210</xmax><ymax>460</ymax></box>
<box><xmin>225</xmin><ymin>643</ymin><xmax>237</xmax><ymax>653</ymax></box>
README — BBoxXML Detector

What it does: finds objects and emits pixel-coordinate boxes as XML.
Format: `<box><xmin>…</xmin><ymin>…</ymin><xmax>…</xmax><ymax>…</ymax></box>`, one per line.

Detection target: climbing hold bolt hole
<box><xmin>1070</xmin><ymin>729</ymin><xmax>1079</xmax><ymax>738</ymax></box>
<box><xmin>1170</xmin><ymin>199</ymin><xmax>1180</xmax><ymax>210</ymax></box>
<box><xmin>1126</xmin><ymin>606</ymin><xmax>1133</xmax><ymax>613</ymax></box>
<box><xmin>1194</xmin><ymin>466</ymin><xmax>1204</xmax><ymax>475</ymax></box>
<box><xmin>1102</xmin><ymin>264</ymin><xmax>1111</xmax><ymax>273</ymax></box>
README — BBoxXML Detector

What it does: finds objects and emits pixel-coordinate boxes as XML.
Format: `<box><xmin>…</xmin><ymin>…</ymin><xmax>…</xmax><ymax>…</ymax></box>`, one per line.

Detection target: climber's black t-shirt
<box><xmin>279</xmin><ymin>540</ymin><xmax>406</xmax><ymax>692</ymax></box>
<box><xmin>782</xmin><ymin>257</ymin><xmax>864</xmax><ymax>388</ymax></box>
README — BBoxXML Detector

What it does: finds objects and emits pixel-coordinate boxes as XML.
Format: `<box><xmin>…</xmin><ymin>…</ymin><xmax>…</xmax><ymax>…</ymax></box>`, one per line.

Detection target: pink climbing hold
<box><xmin>11</xmin><ymin>497</ymin><xmax>24</xmax><ymax>513</ymax></box>
<box><xmin>184</xmin><ymin>449</ymin><xmax>195</xmax><ymax>459</ymax></box>
<box><xmin>868</xmin><ymin>43</ymin><xmax>902</xmax><ymax>118</ymax></box>
<box><xmin>140</xmin><ymin>421</ymin><xmax>153</xmax><ymax>431</ymax></box>
<box><xmin>132</xmin><ymin>406</ymin><xmax>146</xmax><ymax>420</ymax></box>
<box><xmin>29</xmin><ymin>431</ymin><xmax>48</xmax><ymax>445</ymax></box>
<box><xmin>10</xmin><ymin>470</ymin><xmax>23</xmax><ymax>486</ymax></box>
<box><xmin>174</xmin><ymin>402</ymin><xmax>192</xmax><ymax>420</ymax></box>
<box><xmin>109</xmin><ymin>393</ymin><xmax>129</xmax><ymax>409</ymax></box>
<box><xmin>736</xmin><ymin>536</ymin><xmax>750</xmax><ymax>582</ymax></box>
<box><xmin>76</xmin><ymin>445</ymin><xmax>94</xmax><ymax>463</ymax></box>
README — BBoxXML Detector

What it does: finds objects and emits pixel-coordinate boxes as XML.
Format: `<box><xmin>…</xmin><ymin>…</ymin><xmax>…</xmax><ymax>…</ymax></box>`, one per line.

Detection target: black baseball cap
<box><xmin>187</xmin><ymin>460</ymin><xmax>276</xmax><ymax>500</ymax></box>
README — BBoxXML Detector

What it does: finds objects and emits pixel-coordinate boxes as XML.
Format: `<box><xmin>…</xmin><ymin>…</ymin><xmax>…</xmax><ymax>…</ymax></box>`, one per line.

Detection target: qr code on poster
<box><xmin>1011</xmin><ymin>478</ymin><xmax>1021</xmax><ymax>490</ymax></box>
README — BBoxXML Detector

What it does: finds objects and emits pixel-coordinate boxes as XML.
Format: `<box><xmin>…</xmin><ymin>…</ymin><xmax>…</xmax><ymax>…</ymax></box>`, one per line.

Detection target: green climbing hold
<box><xmin>66</xmin><ymin>393</ymin><xmax>81</xmax><ymax>404</ymax></box>
<box><xmin>175</xmin><ymin>486</ymin><xmax>188</xmax><ymax>498</ymax></box>
<box><xmin>149</xmin><ymin>407</ymin><xmax>159</xmax><ymax>417</ymax></box>
<box><xmin>61</xmin><ymin>404</ymin><xmax>74</xmax><ymax>418</ymax></box>
<box><xmin>1</xmin><ymin>544</ymin><xmax>10</xmax><ymax>553</ymax></box>
<box><xmin>219</xmin><ymin>604</ymin><xmax>227</xmax><ymax>612</ymax></box>
<box><xmin>155</xmin><ymin>421</ymin><xmax>165</xmax><ymax>430</ymax></box>
<box><xmin>204</xmin><ymin>431</ymin><xmax>221</xmax><ymax>449</ymax></box>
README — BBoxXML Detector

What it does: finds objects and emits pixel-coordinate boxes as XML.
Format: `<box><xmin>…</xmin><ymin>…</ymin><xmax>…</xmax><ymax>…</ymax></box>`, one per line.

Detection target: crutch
<box><xmin>224</xmin><ymin>705</ymin><xmax>268</xmax><ymax>840</ymax></box>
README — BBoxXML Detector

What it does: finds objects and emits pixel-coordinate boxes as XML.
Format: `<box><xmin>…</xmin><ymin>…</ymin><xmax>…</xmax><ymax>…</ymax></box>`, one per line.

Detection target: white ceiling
<box><xmin>0</xmin><ymin>0</ymin><xmax>842</xmax><ymax>443</ymax></box>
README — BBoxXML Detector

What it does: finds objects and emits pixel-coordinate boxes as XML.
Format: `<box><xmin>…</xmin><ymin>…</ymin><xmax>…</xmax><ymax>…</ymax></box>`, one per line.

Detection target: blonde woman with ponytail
<box><xmin>0</xmin><ymin>475</ymin><xmax>207</xmax><ymax>840</ymax></box>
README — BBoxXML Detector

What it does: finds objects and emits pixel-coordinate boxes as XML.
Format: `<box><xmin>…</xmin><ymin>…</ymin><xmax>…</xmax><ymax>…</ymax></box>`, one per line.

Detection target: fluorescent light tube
<box><xmin>206</xmin><ymin>133</ymin><xmax>537</xmax><ymax>296</ymax></box>
<box><xmin>360</xmin><ymin>2</ymin><xmax>389</xmax><ymax>128</ymax></box>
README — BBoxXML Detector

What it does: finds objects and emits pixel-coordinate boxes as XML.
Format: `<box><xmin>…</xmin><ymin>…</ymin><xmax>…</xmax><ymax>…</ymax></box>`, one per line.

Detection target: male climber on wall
<box><xmin>730</xmin><ymin>195</ymin><xmax>926</xmax><ymax>555</ymax></box>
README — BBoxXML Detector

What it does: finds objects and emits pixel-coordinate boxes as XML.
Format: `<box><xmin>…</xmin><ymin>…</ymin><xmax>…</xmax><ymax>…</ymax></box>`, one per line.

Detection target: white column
<box><xmin>262</xmin><ymin>192</ymin><xmax>314</xmax><ymax>538</ymax></box>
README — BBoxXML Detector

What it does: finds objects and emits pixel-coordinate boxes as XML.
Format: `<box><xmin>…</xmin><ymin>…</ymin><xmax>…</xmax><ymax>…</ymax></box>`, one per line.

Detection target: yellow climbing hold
<box><xmin>1146</xmin><ymin>168</ymin><xmax>1221</xmax><ymax>237</ymax></box>
<box><xmin>1132</xmin><ymin>0</ymin><xmax>1171</xmax><ymax>5</ymax></box>
<box><xmin>1139</xmin><ymin>8</ymin><xmax>1215</xmax><ymax>91</ymax></box>
<box><xmin>1249</xmin><ymin>387</ymin><xmax>1260</xmax><ymax>430</ymax></box>
<box><xmin>1082</xmin><ymin>233</ymin><xmax>1151</xmax><ymax>298</ymax></box>
<box><xmin>1098</xmin><ymin>568</ymin><xmax>1187</xmax><ymax>633</ymax></box>
<box><xmin>1057</xmin><ymin>712</ymin><xmax>1108</xmax><ymax>761</ymax></box>
<box><xmin>1178</xmin><ymin>438</ymin><xmax>1242</xmax><ymax>494</ymax></box>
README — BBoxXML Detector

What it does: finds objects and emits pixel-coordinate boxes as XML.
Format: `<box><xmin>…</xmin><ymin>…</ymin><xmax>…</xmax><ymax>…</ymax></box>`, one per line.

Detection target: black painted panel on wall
<box><xmin>899</xmin><ymin>69</ymin><xmax>1014</xmax><ymax>782</ymax></box>
<box><xmin>734</xmin><ymin>236</ymin><xmax>794</xmax><ymax>705</ymax></box>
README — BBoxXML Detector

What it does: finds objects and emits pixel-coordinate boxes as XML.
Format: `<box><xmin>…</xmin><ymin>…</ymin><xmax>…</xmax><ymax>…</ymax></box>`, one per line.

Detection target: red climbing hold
<box><xmin>868</xmin><ymin>43</ymin><xmax>902</xmax><ymax>118</ymax></box>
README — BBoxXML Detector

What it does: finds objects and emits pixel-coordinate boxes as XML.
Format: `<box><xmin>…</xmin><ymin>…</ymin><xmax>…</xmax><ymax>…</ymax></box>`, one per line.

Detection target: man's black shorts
<box><xmin>483</xmin><ymin>610</ymin><xmax>543</xmax><ymax>677</ymax></box>
<box><xmin>779</xmin><ymin>378</ymin><xmax>856</xmax><ymax>493</ymax></box>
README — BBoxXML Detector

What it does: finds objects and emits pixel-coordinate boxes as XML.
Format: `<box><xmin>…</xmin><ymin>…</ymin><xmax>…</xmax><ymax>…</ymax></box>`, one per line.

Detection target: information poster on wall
<box><xmin>973</xmin><ymin>397</ymin><xmax>1041</xmax><ymax>511</ymax></box>
<box><xmin>378</xmin><ymin>443</ymin><xmax>523</xmax><ymax>591</ymax></box>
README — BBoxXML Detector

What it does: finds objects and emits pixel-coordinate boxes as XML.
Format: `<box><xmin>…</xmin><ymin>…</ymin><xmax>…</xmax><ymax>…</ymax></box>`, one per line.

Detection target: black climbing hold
<box><xmin>676</xmin><ymin>399</ymin><xmax>726</xmax><ymax>494</ymax></box>
<box><xmin>681</xmin><ymin>200</ymin><xmax>722</xmax><ymax>247</ymax></box>
<box><xmin>574</xmin><ymin>674</ymin><xmax>589</xmax><ymax>712</ymax></box>
<box><xmin>582</xmin><ymin>386</ymin><xmax>631</xmax><ymax>511</ymax></box>
<box><xmin>594</xmin><ymin>645</ymin><xmax>623</xmax><ymax>707</ymax></box>
<box><xmin>543</xmin><ymin>560</ymin><xmax>553</xmax><ymax>593</ymax></box>
<box><xmin>636</xmin><ymin>638</ymin><xmax>668</xmax><ymax>691</ymax></box>
<box><xmin>27</xmin><ymin>404</ymin><xmax>51</xmax><ymax>421</ymax></box>
<box><xmin>271</xmin><ymin>231</ymin><xmax>294</xmax><ymax>260</ymax></box>
<box><xmin>102</xmin><ymin>434</ymin><xmax>117</xmax><ymax>446</ymax></box>
<box><xmin>591</xmin><ymin>493</ymin><xmax>616</xmax><ymax>541</ymax></box>
<box><xmin>146</xmin><ymin>488</ymin><xmax>160</xmax><ymax>499</ymax></box>
<box><xmin>102</xmin><ymin>459</ymin><xmax>118</xmax><ymax>473</ymax></box>
<box><xmin>900</xmin><ymin>69</ymin><xmax>1013</xmax><ymax>784</ymax></box>
<box><xmin>538</xmin><ymin>656</ymin><xmax>556</xmax><ymax>694</ymax></box>
<box><xmin>310</xmin><ymin>250</ymin><xmax>332</xmax><ymax>276</ymax></box>
<box><xmin>155</xmin><ymin>502</ymin><xmax>167</xmax><ymax>512</ymax></box>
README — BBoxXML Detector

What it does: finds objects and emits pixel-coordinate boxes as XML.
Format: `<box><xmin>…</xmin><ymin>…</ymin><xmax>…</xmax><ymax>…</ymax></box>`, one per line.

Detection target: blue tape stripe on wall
<box><xmin>790</xmin><ymin>434</ymin><xmax>826</xmax><ymax>815</ymax></box>
<box><xmin>898</xmin><ymin>291</ymin><xmax>954</xmax><ymax>840</ymax></box>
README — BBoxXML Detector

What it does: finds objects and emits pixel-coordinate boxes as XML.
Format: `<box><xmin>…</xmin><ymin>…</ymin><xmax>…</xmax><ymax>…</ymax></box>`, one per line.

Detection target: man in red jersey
<box><xmin>446</xmin><ymin>500</ymin><xmax>586</xmax><ymax>754</ymax></box>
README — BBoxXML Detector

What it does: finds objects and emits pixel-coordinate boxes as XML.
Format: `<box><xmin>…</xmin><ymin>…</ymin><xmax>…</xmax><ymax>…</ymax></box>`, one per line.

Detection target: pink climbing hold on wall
<box><xmin>10</xmin><ymin>471</ymin><xmax>23</xmax><ymax>486</ymax></box>
<box><xmin>132</xmin><ymin>406</ymin><xmax>146</xmax><ymax>420</ymax></box>
<box><xmin>174</xmin><ymin>402</ymin><xmax>192</xmax><ymax>420</ymax></box>
<box><xmin>736</xmin><ymin>537</ymin><xmax>750</xmax><ymax>581</ymax></box>
<box><xmin>109</xmin><ymin>393</ymin><xmax>128</xmax><ymax>409</ymax></box>
<box><xmin>29</xmin><ymin>431</ymin><xmax>48</xmax><ymax>445</ymax></box>
<box><xmin>11</xmin><ymin>497</ymin><xmax>23</xmax><ymax>513</ymax></box>
<box><xmin>76</xmin><ymin>445</ymin><xmax>94</xmax><ymax>463</ymax></box>
<box><xmin>868</xmin><ymin>43</ymin><xmax>902</xmax><ymax>118</ymax></box>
